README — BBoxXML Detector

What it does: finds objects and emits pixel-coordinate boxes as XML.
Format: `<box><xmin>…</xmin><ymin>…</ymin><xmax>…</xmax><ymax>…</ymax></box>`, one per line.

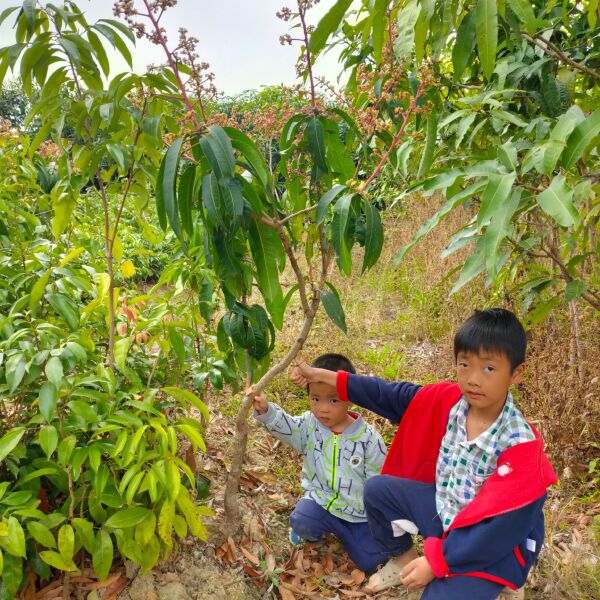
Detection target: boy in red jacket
<box><xmin>292</xmin><ymin>308</ymin><xmax>556</xmax><ymax>599</ymax></box>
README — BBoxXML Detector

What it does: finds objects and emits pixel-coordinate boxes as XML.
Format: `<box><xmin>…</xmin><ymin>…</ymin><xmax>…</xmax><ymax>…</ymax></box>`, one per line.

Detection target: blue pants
<box><xmin>289</xmin><ymin>498</ymin><xmax>387</xmax><ymax>573</ymax></box>
<box><xmin>364</xmin><ymin>476</ymin><xmax>505</xmax><ymax>600</ymax></box>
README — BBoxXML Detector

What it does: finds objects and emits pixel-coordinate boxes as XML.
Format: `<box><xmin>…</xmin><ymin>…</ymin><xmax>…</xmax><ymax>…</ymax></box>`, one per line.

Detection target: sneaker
<box><xmin>288</xmin><ymin>528</ymin><xmax>307</xmax><ymax>546</ymax></box>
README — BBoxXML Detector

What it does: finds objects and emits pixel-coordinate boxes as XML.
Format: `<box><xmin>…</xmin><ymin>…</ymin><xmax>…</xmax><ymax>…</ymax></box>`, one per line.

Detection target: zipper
<box><xmin>325</xmin><ymin>434</ymin><xmax>339</xmax><ymax>511</ymax></box>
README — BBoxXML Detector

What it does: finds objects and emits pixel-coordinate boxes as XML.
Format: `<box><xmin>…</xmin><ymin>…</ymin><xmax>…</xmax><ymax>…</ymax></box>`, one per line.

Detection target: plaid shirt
<box><xmin>435</xmin><ymin>392</ymin><xmax>536</xmax><ymax>530</ymax></box>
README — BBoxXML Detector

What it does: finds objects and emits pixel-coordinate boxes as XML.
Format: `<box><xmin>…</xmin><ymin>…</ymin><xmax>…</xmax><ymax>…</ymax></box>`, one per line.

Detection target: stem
<box><xmin>141</xmin><ymin>0</ymin><xmax>206</xmax><ymax>128</ymax></box>
<box><xmin>523</xmin><ymin>33</ymin><xmax>600</xmax><ymax>83</ymax></box>
<box><xmin>278</xmin><ymin>204</ymin><xmax>318</xmax><ymax>225</ymax></box>
<box><xmin>298</xmin><ymin>3</ymin><xmax>317</xmax><ymax>109</ymax></box>
<box><xmin>97</xmin><ymin>175</ymin><xmax>116</xmax><ymax>368</ymax></box>
<box><xmin>358</xmin><ymin>83</ymin><xmax>424</xmax><ymax>194</ymax></box>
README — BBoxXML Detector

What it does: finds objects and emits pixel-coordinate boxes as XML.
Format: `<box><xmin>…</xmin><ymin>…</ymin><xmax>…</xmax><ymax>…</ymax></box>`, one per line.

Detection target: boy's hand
<box><xmin>400</xmin><ymin>556</ymin><xmax>435</xmax><ymax>590</ymax></box>
<box><xmin>290</xmin><ymin>360</ymin><xmax>312</xmax><ymax>389</ymax></box>
<box><xmin>247</xmin><ymin>387</ymin><xmax>268</xmax><ymax>414</ymax></box>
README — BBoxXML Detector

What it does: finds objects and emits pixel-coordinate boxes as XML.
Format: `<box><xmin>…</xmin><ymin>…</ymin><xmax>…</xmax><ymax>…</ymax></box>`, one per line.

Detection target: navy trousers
<box><xmin>364</xmin><ymin>475</ymin><xmax>505</xmax><ymax>600</ymax></box>
<box><xmin>289</xmin><ymin>498</ymin><xmax>387</xmax><ymax>573</ymax></box>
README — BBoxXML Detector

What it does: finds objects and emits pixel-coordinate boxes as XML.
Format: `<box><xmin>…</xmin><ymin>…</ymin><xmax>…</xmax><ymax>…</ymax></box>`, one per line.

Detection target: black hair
<box><xmin>454</xmin><ymin>308</ymin><xmax>527</xmax><ymax>372</ymax></box>
<box><xmin>311</xmin><ymin>353</ymin><xmax>356</xmax><ymax>374</ymax></box>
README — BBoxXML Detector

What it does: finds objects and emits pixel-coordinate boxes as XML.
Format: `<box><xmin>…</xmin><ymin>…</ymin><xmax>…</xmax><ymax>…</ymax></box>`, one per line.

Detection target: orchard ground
<box><xmin>117</xmin><ymin>197</ymin><xmax>600</xmax><ymax>600</ymax></box>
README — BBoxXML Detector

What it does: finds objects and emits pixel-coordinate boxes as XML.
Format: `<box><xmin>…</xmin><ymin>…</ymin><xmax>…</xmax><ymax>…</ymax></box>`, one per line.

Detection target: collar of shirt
<box><xmin>455</xmin><ymin>392</ymin><xmax>515</xmax><ymax>452</ymax></box>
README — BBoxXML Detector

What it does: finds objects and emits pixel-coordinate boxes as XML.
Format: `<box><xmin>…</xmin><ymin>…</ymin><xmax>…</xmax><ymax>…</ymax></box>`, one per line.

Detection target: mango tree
<box><xmin>311</xmin><ymin>0</ymin><xmax>600</xmax><ymax>327</ymax></box>
<box><xmin>114</xmin><ymin>0</ymin><xmax>434</xmax><ymax>533</ymax></box>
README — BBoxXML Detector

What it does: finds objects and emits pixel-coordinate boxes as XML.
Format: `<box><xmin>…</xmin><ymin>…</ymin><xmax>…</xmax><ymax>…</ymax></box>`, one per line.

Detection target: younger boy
<box><xmin>252</xmin><ymin>353</ymin><xmax>388</xmax><ymax>573</ymax></box>
<box><xmin>292</xmin><ymin>309</ymin><xmax>556</xmax><ymax>600</ymax></box>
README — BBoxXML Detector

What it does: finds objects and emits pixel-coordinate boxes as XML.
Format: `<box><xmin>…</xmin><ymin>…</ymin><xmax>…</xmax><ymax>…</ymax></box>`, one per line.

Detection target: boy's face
<box><xmin>456</xmin><ymin>350</ymin><xmax>524</xmax><ymax>414</ymax></box>
<box><xmin>308</xmin><ymin>381</ymin><xmax>349</xmax><ymax>431</ymax></box>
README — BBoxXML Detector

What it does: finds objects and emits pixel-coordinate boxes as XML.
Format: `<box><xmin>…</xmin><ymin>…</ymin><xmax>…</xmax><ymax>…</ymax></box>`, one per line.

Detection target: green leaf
<box><xmin>105</xmin><ymin>507</ymin><xmax>151</xmax><ymax>529</ymax></box>
<box><xmin>38</xmin><ymin>425</ymin><xmax>58</xmax><ymax>457</ymax></box>
<box><xmin>477</xmin><ymin>173</ymin><xmax>516</xmax><ymax>227</ymax></box>
<box><xmin>305</xmin><ymin>118</ymin><xmax>328</xmax><ymax>172</ymax></box>
<box><xmin>543</xmin><ymin>106</ymin><xmax>585</xmax><ymax>176</ymax></box>
<box><xmin>5</xmin><ymin>354</ymin><xmax>26</xmax><ymax>394</ymax></box>
<box><xmin>92</xmin><ymin>530</ymin><xmax>113</xmax><ymax>581</ymax></box>
<box><xmin>223</xmin><ymin>126</ymin><xmax>271</xmax><ymax>188</ymax></box>
<box><xmin>0</xmin><ymin>427</ymin><xmax>25</xmax><ymax>463</ymax></box>
<box><xmin>537</xmin><ymin>175</ymin><xmax>580</xmax><ymax>227</ymax></box>
<box><xmin>331</xmin><ymin>193</ymin><xmax>353</xmax><ymax>276</ymax></box>
<box><xmin>484</xmin><ymin>187</ymin><xmax>522</xmax><ymax>274</ymax></box>
<box><xmin>6</xmin><ymin>517</ymin><xmax>26</xmax><ymax>558</ymax></box>
<box><xmin>177</xmin><ymin>164</ymin><xmax>195</xmax><ymax>237</ymax></box>
<box><xmin>39</xmin><ymin>383</ymin><xmax>58</xmax><ymax>422</ymax></box>
<box><xmin>27</xmin><ymin>522</ymin><xmax>56</xmax><ymax>549</ymax></box>
<box><xmin>73</xmin><ymin>518</ymin><xmax>95</xmax><ymax>554</ymax></box>
<box><xmin>506</xmin><ymin>0</ymin><xmax>536</xmax><ymax>32</ymax></box>
<box><xmin>57</xmin><ymin>435</ymin><xmax>76</xmax><ymax>466</ymax></box>
<box><xmin>371</xmin><ymin>0</ymin><xmax>389</xmax><ymax>64</ymax></box>
<box><xmin>47</xmin><ymin>293</ymin><xmax>79</xmax><ymax>331</ymax></box>
<box><xmin>39</xmin><ymin>550</ymin><xmax>78</xmax><ymax>572</ymax></box>
<box><xmin>309</xmin><ymin>0</ymin><xmax>352</xmax><ymax>55</ymax></box>
<box><xmin>475</xmin><ymin>0</ymin><xmax>498</xmax><ymax>80</ymax></box>
<box><xmin>220</xmin><ymin>179</ymin><xmax>244</xmax><ymax>230</ymax></box>
<box><xmin>57</xmin><ymin>524</ymin><xmax>74</xmax><ymax>561</ymax></box>
<box><xmin>394</xmin><ymin>0</ymin><xmax>420</xmax><ymax>58</ymax></box>
<box><xmin>248</xmin><ymin>221</ymin><xmax>284</xmax><ymax>329</ymax></box>
<box><xmin>114</xmin><ymin>337</ymin><xmax>130</xmax><ymax>373</ymax></box>
<box><xmin>450</xmin><ymin>238</ymin><xmax>486</xmax><ymax>294</ymax></box>
<box><xmin>316</xmin><ymin>185</ymin><xmax>347</xmax><ymax>225</ymax></box>
<box><xmin>361</xmin><ymin>202</ymin><xmax>383</xmax><ymax>272</ymax></box>
<box><xmin>162</xmin><ymin>387</ymin><xmax>209</xmax><ymax>425</ymax></box>
<box><xmin>155</xmin><ymin>152</ymin><xmax>167</xmax><ymax>231</ymax></box>
<box><xmin>200</xmin><ymin>125</ymin><xmax>235</xmax><ymax>181</ymax></box>
<box><xmin>168</xmin><ymin>328</ymin><xmax>186</xmax><ymax>368</ymax></box>
<box><xmin>561</xmin><ymin>110</ymin><xmax>600</xmax><ymax>170</ymax></box>
<box><xmin>29</xmin><ymin>269</ymin><xmax>51</xmax><ymax>315</ymax></box>
<box><xmin>565</xmin><ymin>280</ymin><xmax>587</xmax><ymax>301</ymax></box>
<box><xmin>45</xmin><ymin>356</ymin><xmax>63</xmax><ymax>389</ymax></box>
<box><xmin>160</xmin><ymin>137</ymin><xmax>185</xmax><ymax>249</ymax></box>
<box><xmin>453</xmin><ymin>10</ymin><xmax>477</xmax><ymax>80</ymax></box>
<box><xmin>321</xmin><ymin>285</ymin><xmax>347</xmax><ymax>334</ymax></box>
<box><xmin>417</xmin><ymin>111</ymin><xmax>439</xmax><ymax>178</ymax></box>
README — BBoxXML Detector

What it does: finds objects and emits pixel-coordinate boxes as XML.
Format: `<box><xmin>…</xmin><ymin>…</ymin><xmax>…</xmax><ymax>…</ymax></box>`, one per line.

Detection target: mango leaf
<box><xmin>309</xmin><ymin>0</ymin><xmax>352</xmax><ymax>55</ymax></box>
<box><xmin>120</xmin><ymin>260</ymin><xmax>135</xmax><ymax>278</ymax></box>
<box><xmin>27</xmin><ymin>522</ymin><xmax>56</xmax><ymax>549</ymax></box>
<box><xmin>543</xmin><ymin>106</ymin><xmax>585</xmax><ymax>176</ymax></box>
<box><xmin>177</xmin><ymin>163</ymin><xmax>195</xmax><ymax>237</ymax></box>
<box><xmin>200</xmin><ymin>125</ymin><xmax>235</xmax><ymax>181</ymax></box>
<box><xmin>331</xmin><ymin>193</ymin><xmax>353</xmax><ymax>276</ymax></box>
<box><xmin>565</xmin><ymin>280</ymin><xmax>587</xmax><ymax>301</ymax></box>
<box><xmin>371</xmin><ymin>0</ymin><xmax>389</xmax><ymax>64</ymax></box>
<box><xmin>158</xmin><ymin>499</ymin><xmax>175</xmax><ymax>547</ymax></box>
<box><xmin>47</xmin><ymin>293</ymin><xmax>79</xmax><ymax>331</ymax></box>
<box><xmin>159</xmin><ymin>137</ymin><xmax>185</xmax><ymax>249</ymax></box>
<box><xmin>316</xmin><ymin>185</ymin><xmax>347</xmax><ymax>225</ymax></box>
<box><xmin>0</xmin><ymin>427</ymin><xmax>25</xmax><ymax>464</ymax></box>
<box><xmin>39</xmin><ymin>382</ymin><xmax>58</xmax><ymax>422</ymax></box>
<box><xmin>484</xmin><ymin>187</ymin><xmax>522</xmax><ymax>274</ymax></box>
<box><xmin>248</xmin><ymin>221</ymin><xmax>284</xmax><ymax>329</ymax></box>
<box><xmin>507</xmin><ymin>0</ymin><xmax>536</xmax><ymax>33</ymax></box>
<box><xmin>155</xmin><ymin>153</ymin><xmax>167</xmax><ymax>231</ymax></box>
<box><xmin>394</xmin><ymin>0</ymin><xmax>420</xmax><ymax>58</ymax></box>
<box><xmin>305</xmin><ymin>117</ymin><xmax>328</xmax><ymax>173</ymax></box>
<box><xmin>537</xmin><ymin>175</ymin><xmax>580</xmax><ymax>227</ymax></box>
<box><xmin>362</xmin><ymin>201</ymin><xmax>383</xmax><ymax>272</ymax></box>
<box><xmin>38</xmin><ymin>425</ymin><xmax>58</xmax><ymax>457</ymax></box>
<box><xmin>561</xmin><ymin>110</ymin><xmax>600</xmax><ymax>170</ymax></box>
<box><xmin>73</xmin><ymin>518</ymin><xmax>95</xmax><ymax>554</ymax></box>
<box><xmin>418</xmin><ymin>110</ymin><xmax>439</xmax><ymax>177</ymax></box>
<box><xmin>450</xmin><ymin>238</ymin><xmax>486</xmax><ymax>294</ymax></box>
<box><xmin>477</xmin><ymin>173</ymin><xmax>516</xmax><ymax>227</ymax></box>
<box><xmin>453</xmin><ymin>10</ymin><xmax>477</xmax><ymax>80</ymax></box>
<box><xmin>92</xmin><ymin>530</ymin><xmax>113</xmax><ymax>581</ymax></box>
<box><xmin>6</xmin><ymin>517</ymin><xmax>26</xmax><ymax>558</ymax></box>
<box><xmin>321</xmin><ymin>284</ymin><xmax>347</xmax><ymax>334</ymax></box>
<box><xmin>51</xmin><ymin>190</ymin><xmax>76</xmax><ymax>239</ymax></box>
<box><xmin>223</xmin><ymin>126</ymin><xmax>271</xmax><ymax>188</ymax></box>
<box><xmin>475</xmin><ymin>0</ymin><xmax>498</xmax><ymax>80</ymax></box>
<box><xmin>105</xmin><ymin>507</ymin><xmax>151</xmax><ymax>529</ymax></box>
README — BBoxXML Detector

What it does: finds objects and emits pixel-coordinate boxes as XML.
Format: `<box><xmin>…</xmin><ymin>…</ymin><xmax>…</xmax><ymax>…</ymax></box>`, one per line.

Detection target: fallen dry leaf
<box><xmin>246</xmin><ymin>470</ymin><xmax>279</xmax><ymax>485</ymax></box>
<box><xmin>163</xmin><ymin>572</ymin><xmax>180</xmax><ymax>582</ymax></box>
<box><xmin>351</xmin><ymin>569</ymin><xmax>366</xmax><ymax>585</ymax></box>
<box><xmin>87</xmin><ymin>572</ymin><xmax>123</xmax><ymax>590</ymax></box>
<box><xmin>240</xmin><ymin>545</ymin><xmax>261</xmax><ymax>566</ymax></box>
<box><xmin>340</xmin><ymin>590</ymin><xmax>366</xmax><ymax>597</ymax></box>
<box><xmin>279</xmin><ymin>585</ymin><xmax>296</xmax><ymax>600</ymax></box>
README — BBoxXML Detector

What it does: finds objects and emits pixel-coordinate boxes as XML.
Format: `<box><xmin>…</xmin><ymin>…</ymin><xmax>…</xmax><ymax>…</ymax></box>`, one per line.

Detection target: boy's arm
<box><xmin>253</xmin><ymin>402</ymin><xmax>309</xmax><ymax>454</ymax></box>
<box><xmin>423</xmin><ymin>496</ymin><xmax>545</xmax><ymax>578</ymax></box>
<box><xmin>292</xmin><ymin>363</ymin><xmax>421</xmax><ymax>424</ymax></box>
